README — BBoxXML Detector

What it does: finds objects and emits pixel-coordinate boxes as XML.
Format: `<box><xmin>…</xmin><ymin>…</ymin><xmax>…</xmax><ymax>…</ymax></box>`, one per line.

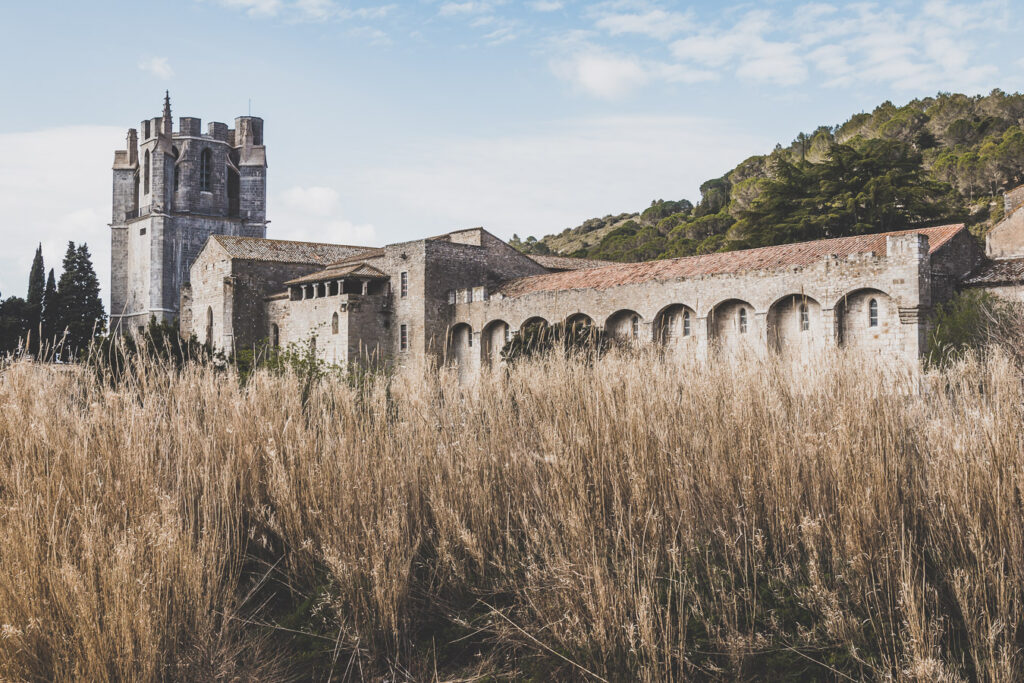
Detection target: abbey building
<box><xmin>111</xmin><ymin>97</ymin><xmax>1024</xmax><ymax>376</ymax></box>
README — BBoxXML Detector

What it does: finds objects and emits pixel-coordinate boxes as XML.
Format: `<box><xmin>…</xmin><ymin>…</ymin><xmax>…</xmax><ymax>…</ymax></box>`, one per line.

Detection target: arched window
<box><xmin>738</xmin><ymin>307</ymin><xmax>748</xmax><ymax>334</ymax></box>
<box><xmin>799</xmin><ymin>303</ymin><xmax>810</xmax><ymax>331</ymax></box>
<box><xmin>682</xmin><ymin>310</ymin><xmax>691</xmax><ymax>337</ymax></box>
<box><xmin>205</xmin><ymin>306</ymin><xmax>213</xmax><ymax>345</ymax></box>
<box><xmin>200</xmin><ymin>148</ymin><xmax>212</xmax><ymax>191</ymax></box>
<box><xmin>143</xmin><ymin>150</ymin><xmax>150</xmax><ymax>195</ymax></box>
<box><xmin>271</xmin><ymin>324</ymin><xmax>280</xmax><ymax>348</ymax></box>
<box><xmin>332</xmin><ymin>312</ymin><xmax>339</xmax><ymax>334</ymax></box>
<box><xmin>869</xmin><ymin>298</ymin><xmax>879</xmax><ymax>327</ymax></box>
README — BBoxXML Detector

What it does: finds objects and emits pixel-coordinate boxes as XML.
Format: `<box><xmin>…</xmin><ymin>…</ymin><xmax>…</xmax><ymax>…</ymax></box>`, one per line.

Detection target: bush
<box><xmin>89</xmin><ymin>317</ymin><xmax>220</xmax><ymax>381</ymax></box>
<box><xmin>927</xmin><ymin>289</ymin><xmax>1023</xmax><ymax>366</ymax></box>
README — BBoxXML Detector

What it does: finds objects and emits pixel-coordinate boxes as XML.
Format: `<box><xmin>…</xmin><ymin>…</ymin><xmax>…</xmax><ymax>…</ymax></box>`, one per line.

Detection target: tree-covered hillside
<box><xmin>512</xmin><ymin>90</ymin><xmax>1024</xmax><ymax>262</ymax></box>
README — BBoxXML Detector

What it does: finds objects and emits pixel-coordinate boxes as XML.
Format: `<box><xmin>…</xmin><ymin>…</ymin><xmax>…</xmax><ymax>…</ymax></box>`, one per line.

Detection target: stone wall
<box><xmin>265</xmin><ymin>292</ymin><xmax>390</xmax><ymax>365</ymax></box>
<box><xmin>448</xmin><ymin>234</ymin><xmax>933</xmax><ymax>370</ymax></box>
<box><xmin>987</xmin><ymin>208</ymin><xmax>1024</xmax><ymax>259</ymax></box>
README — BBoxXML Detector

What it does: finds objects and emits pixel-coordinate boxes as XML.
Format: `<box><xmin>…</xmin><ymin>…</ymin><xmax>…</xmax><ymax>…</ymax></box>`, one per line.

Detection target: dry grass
<box><xmin>0</xmin><ymin>345</ymin><xmax>1022</xmax><ymax>681</ymax></box>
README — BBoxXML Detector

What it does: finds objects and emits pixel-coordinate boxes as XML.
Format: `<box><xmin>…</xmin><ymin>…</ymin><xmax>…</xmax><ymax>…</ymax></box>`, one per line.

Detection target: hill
<box><xmin>511</xmin><ymin>90</ymin><xmax>1024</xmax><ymax>262</ymax></box>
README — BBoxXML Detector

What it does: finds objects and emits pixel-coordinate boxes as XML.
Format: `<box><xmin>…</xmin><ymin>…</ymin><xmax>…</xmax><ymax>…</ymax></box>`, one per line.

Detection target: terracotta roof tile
<box><xmin>211</xmin><ymin>235</ymin><xmax>375</xmax><ymax>264</ymax></box>
<box><xmin>529</xmin><ymin>254</ymin><xmax>613</xmax><ymax>271</ymax></box>
<box><xmin>962</xmin><ymin>258</ymin><xmax>1024</xmax><ymax>286</ymax></box>
<box><xmin>285</xmin><ymin>263</ymin><xmax>388</xmax><ymax>286</ymax></box>
<box><xmin>496</xmin><ymin>225</ymin><xmax>965</xmax><ymax>298</ymax></box>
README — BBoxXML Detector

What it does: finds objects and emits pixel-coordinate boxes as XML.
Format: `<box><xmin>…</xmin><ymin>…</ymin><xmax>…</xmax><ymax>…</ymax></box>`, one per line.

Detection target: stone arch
<box><xmin>767</xmin><ymin>294</ymin><xmax>823</xmax><ymax>357</ymax></box>
<box><xmin>654</xmin><ymin>304</ymin><xmax>696</xmax><ymax>346</ymax></box>
<box><xmin>605</xmin><ymin>309</ymin><xmax>643</xmax><ymax>342</ymax></box>
<box><xmin>564</xmin><ymin>312</ymin><xmax>594</xmax><ymax>331</ymax></box>
<box><xmin>447</xmin><ymin>323</ymin><xmax>475</xmax><ymax>378</ymax></box>
<box><xmin>835</xmin><ymin>288</ymin><xmax>895</xmax><ymax>351</ymax></box>
<box><xmin>205</xmin><ymin>306</ymin><xmax>213</xmax><ymax>346</ymax></box>
<box><xmin>708</xmin><ymin>298</ymin><xmax>756</xmax><ymax>350</ymax></box>
<box><xmin>481</xmin><ymin>319</ymin><xmax>510</xmax><ymax>367</ymax></box>
<box><xmin>518</xmin><ymin>315</ymin><xmax>549</xmax><ymax>332</ymax></box>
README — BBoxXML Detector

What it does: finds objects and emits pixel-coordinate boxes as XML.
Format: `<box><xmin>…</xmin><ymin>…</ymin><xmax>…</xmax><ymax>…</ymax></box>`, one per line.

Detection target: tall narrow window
<box><xmin>683</xmin><ymin>310</ymin><xmax>691</xmax><ymax>337</ymax></box>
<box><xmin>800</xmin><ymin>303</ymin><xmax>810</xmax><ymax>331</ymax></box>
<box><xmin>400</xmin><ymin>271</ymin><xmax>408</xmax><ymax>298</ymax></box>
<box><xmin>631</xmin><ymin>315</ymin><xmax>640</xmax><ymax>338</ymax></box>
<box><xmin>466</xmin><ymin>289</ymin><xmax>473</xmax><ymax>303</ymax></box>
<box><xmin>738</xmin><ymin>307</ymin><xmax>748</xmax><ymax>334</ymax></box>
<box><xmin>143</xmin><ymin>150</ymin><xmax>150</xmax><ymax>195</ymax></box>
<box><xmin>200</xmin><ymin>148</ymin><xmax>212</xmax><ymax>191</ymax></box>
<box><xmin>869</xmin><ymin>298</ymin><xmax>879</xmax><ymax>327</ymax></box>
<box><xmin>400</xmin><ymin>324</ymin><xmax>408</xmax><ymax>351</ymax></box>
<box><xmin>271</xmin><ymin>324</ymin><xmax>280</xmax><ymax>348</ymax></box>
<box><xmin>205</xmin><ymin>306</ymin><xmax>213</xmax><ymax>346</ymax></box>
<box><xmin>332</xmin><ymin>312</ymin><xmax>339</xmax><ymax>334</ymax></box>
<box><xmin>467</xmin><ymin>330</ymin><xmax>473</xmax><ymax>347</ymax></box>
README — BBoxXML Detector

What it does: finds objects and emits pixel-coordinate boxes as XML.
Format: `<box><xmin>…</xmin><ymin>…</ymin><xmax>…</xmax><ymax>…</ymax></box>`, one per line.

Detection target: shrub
<box><xmin>927</xmin><ymin>289</ymin><xmax>1023</xmax><ymax>366</ymax></box>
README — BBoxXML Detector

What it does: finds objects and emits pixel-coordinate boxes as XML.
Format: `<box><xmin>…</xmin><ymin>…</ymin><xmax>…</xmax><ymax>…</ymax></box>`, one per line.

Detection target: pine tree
<box><xmin>25</xmin><ymin>244</ymin><xmax>45</xmax><ymax>355</ymax></box>
<box><xmin>53</xmin><ymin>242</ymin><xmax>107</xmax><ymax>358</ymax></box>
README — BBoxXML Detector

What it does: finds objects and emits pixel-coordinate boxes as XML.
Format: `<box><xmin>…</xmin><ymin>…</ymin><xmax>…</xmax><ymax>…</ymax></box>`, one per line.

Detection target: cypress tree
<box><xmin>41</xmin><ymin>268</ymin><xmax>57</xmax><ymax>350</ymax></box>
<box><xmin>25</xmin><ymin>244</ymin><xmax>45</xmax><ymax>355</ymax></box>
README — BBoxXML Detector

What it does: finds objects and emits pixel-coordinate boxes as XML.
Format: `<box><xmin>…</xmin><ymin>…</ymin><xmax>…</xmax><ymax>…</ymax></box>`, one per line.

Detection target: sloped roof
<box><xmin>210</xmin><ymin>235</ymin><xmax>375</xmax><ymax>264</ymax></box>
<box><xmin>529</xmin><ymin>254</ymin><xmax>613</xmax><ymax>271</ymax></box>
<box><xmin>495</xmin><ymin>224</ymin><xmax>965</xmax><ymax>298</ymax></box>
<box><xmin>962</xmin><ymin>258</ymin><xmax>1024</xmax><ymax>286</ymax></box>
<box><xmin>285</xmin><ymin>262</ymin><xmax>387</xmax><ymax>286</ymax></box>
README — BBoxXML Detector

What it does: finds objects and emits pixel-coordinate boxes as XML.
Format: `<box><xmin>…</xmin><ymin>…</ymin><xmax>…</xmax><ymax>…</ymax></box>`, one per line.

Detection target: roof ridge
<box><xmin>212</xmin><ymin>234</ymin><xmax>375</xmax><ymax>250</ymax></box>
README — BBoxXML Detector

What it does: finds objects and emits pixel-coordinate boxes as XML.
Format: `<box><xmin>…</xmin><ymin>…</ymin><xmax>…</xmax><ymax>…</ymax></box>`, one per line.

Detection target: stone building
<box><xmin>110</xmin><ymin>93</ymin><xmax>267</xmax><ymax>332</ymax></box>
<box><xmin>181</xmin><ymin>222</ymin><xmax>1001</xmax><ymax>376</ymax></box>
<box><xmin>109</xmin><ymin>100</ymin><xmax>1024</xmax><ymax>375</ymax></box>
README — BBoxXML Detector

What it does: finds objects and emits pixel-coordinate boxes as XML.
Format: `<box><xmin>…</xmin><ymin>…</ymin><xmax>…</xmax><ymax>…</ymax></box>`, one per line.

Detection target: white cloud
<box><xmin>138</xmin><ymin>57</ymin><xmax>174</xmax><ymax>80</ymax></box>
<box><xmin>438</xmin><ymin>1</ymin><xmax>487</xmax><ymax>16</ymax></box>
<box><xmin>528</xmin><ymin>0</ymin><xmax>562</xmax><ymax>11</ymax></box>
<box><xmin>214</xmin><ymin>0</ymin><xmax>283</xmax><ymax>17</ymax></box>
<box><xmin>594</xmin><ymin>9</ymin><xmax>693</xmax><ymax>41</ymax></box>
<box><xmin>0</xmin><ymin>126</ymin><xmax>124</xmax><ymax>307</ymax></box>
<box><xmin>551</xmin><ymin>51</ymin><xmax>650</xmax><ymax>98</ymax></box>
<box><xmin>274</xmin><ymin>186</ymin><xmax>377</xmax><ymax>245</ymax></box>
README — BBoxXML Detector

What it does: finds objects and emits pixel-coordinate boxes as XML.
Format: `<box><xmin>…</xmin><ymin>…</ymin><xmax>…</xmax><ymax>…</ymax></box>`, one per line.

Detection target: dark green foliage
<box><xmin>521</xmin><ymin>90</ymin><xmax>1024</xmax><ymax>264</ymax></box>
<box><xmin>41</xmin><ymin>269</ymin><xmax>57</xmax><ymax>345</ymax></box>
<box><xmin>501</xmin><ymin>319</ymin><xmax>607</xmax><ymax>363</ymax></box>
<box><xmin>90</xmin><ymin>317</ymin><xmax>219</xmax><ymax>381</ymax></box>
<box><xmin>25</xmin><ymin>245</ymin><xmax>45</xmax><ymax>354</ymax></box>
<box><xmin>926</xmin><ymin>289</ymin><xmax>1022</xmax><ymax>367</ymax></box>
<box><xmin>53</xmin><ymin>242</ymin><xmax>106</xmax><ymax>358</ymax></box>
<box><xmin>0</xmin><ymin>296</ymin><xmax>29</xmax><ymax>355</ymax></box>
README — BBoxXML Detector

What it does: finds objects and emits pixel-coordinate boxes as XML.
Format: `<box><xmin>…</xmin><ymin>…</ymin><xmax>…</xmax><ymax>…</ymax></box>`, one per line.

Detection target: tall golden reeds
<box><xmin>0</xmin><ymin>345</ymin><xmax>1021</xmax><ymax>681</ymax></box>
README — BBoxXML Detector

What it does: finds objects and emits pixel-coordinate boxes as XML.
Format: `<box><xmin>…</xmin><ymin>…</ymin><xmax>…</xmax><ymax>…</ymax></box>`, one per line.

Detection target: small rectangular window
<box><xmin>466</xmin><ymin>289</ymin><xmax>473</xmax><ymax>303</ymax></box>
<box><xmin>400</xmin><ymin>324</ymin><xmax>408</xmax><ymax>351</ymax></box>
<box><xmin>400</xmin><ymin>272</ymin><xmax>408</xmax><ymax>298</ymax></box>
<box><xmin>683</xmin><ymin>312</ymin><xmax>691</xmax><ymax>337</ymax></box>
<box><xmin>139</xmin><ymin>227</ymin><xmax>147</xmax><ymax>236</ymax></box>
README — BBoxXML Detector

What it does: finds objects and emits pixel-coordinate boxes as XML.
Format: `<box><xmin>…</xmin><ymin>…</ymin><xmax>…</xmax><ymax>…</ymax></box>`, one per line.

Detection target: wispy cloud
<box><xmin>276</xmin><ymin>186</ymin><xmax>377</xmax><ymax>244</ymax></box>
<box><xmin>593</xmin><ymin>8</ymin><xmax>693</xmax><ymax>41</ymax></box>
<box><xmin>528</xmin><ymin>0</ymin><xmax>562</xmax><ymax>11</ymax></box>
<box><xmin>138</xmin><ymin>56</ymin><xmax>174</xmax><ymax>80</ymax></box>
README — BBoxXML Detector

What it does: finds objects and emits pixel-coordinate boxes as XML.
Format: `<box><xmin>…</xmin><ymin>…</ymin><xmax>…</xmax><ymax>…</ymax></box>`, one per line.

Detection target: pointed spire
<box><xmin>162</xmin><ymin>91</ymin><xmax>172</xmax><ymax>135</ymax></box>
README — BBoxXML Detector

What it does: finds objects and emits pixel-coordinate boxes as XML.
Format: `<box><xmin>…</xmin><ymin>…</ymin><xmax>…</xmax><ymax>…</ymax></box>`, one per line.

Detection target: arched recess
<box><xmin>564</xmin><ymin>312</ymin><xmax>594</xmax><ymax>331</ymax></box>
<box><xmin>227</xmin><ymin>167</ymin><xmax>240</xmax><ymax>217</ymax></box>
<box><xmin>767</xmin><ymin>294</ymin><xmax>822</xmax><ymax>357</ymax></box>
<box><xmin>654</xmin><ymin>304</ymin><xmax>696</xmax><ymax>346</ymax></box>
<box><xmin>447</xmin><ymin>323</ymin><xmax>474</xmax><ymax>373</ymax></box>
<box><xmin>708</xmin><ymin>299</ymin><xmax>756</xmax><ymax>350</ymax></box>
<box><xmin>519</xmin><ymin>316</ymin><xmax>549</xmax><ymax>333</ymax></box>
<box><xmin>605</xmin><ymin>309</ymin><xmax>643</xmax><ymax>342</ymax></box>
<box><xmin>835</xmin><ymin>288</ymin><xmax>894</xmax><ymax>350</ymax></box>
<box><xmin>481</xmin><ymin>319</ymin><xmax>509</xmax><ymax>367</ymax></box>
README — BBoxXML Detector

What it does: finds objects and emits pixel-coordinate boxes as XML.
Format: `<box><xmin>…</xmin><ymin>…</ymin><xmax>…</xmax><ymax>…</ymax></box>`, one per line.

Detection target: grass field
<box><xmin>0</xmin><ymin>347</ymin><xmax>1022</xmax><ymax>681</ymax></box>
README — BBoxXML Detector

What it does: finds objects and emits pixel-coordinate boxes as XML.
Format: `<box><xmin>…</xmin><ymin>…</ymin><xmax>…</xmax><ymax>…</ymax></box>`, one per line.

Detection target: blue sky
<box><xmin>1</xmin><ymin>0</ymin><xmax>1021</xmax><ymax>302</ymax></box>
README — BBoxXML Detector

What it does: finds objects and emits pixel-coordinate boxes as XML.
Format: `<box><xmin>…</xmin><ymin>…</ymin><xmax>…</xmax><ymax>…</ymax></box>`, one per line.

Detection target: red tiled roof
<box><xmin>211</xmin><ymin>235</ymin><xmax>375</xmax><ymax>264</ymax></box>
<box><xmin>962</xmin><ymin>258</ymin><xmax>1024</xmax><ymax>286</ymax></box>
<box><xmin>529</xmin><ymin>254</ymin><xmax>613</xmax><ymax>271</ymax></box>
<box><xmin>495</xmin><ymin>225</ymin><xmax>965</xmax><ymax>298</ymax></box>
<box><xmin>285</xmin><ymin>262</ymin><xmax>387</xmax><ymax>286</ymax></box>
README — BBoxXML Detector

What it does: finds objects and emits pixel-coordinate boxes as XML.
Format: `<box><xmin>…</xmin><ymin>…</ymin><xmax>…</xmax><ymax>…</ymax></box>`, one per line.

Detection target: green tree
<box><xmin>41</xmin><ymin>269</ymin><xmax>57</xmax><ymax>349</ymax></box>
<box><xmin>25</xmin><ymin>244</ymin><xmax>45</xmax><ymax>355</ymax></box>
<box><xmin>53</xmin><ymin>242</ymin><xmax>107</xmax><ymax>358</ymax></box>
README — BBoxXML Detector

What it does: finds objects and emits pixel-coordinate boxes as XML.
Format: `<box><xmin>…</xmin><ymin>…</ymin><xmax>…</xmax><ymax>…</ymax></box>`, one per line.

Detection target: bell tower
<box><xmin>110</xmin><ymin>93</ymin><xmax>268</xmax><ymax>331</ymax></box>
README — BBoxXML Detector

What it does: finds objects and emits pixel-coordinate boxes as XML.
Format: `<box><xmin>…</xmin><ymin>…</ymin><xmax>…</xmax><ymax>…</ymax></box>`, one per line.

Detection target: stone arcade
<box><xmin>110</xmin><ymin>98</ymin><xmax>1024</xmax><ymax>377</ymax></box>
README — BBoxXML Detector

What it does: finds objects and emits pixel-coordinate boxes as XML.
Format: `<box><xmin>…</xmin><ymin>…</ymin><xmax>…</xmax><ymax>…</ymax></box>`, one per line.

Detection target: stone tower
<box><xmin>110</xmin><ymin>92</ymin><xmax>267</xmax><ymax>331</ymax></box>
